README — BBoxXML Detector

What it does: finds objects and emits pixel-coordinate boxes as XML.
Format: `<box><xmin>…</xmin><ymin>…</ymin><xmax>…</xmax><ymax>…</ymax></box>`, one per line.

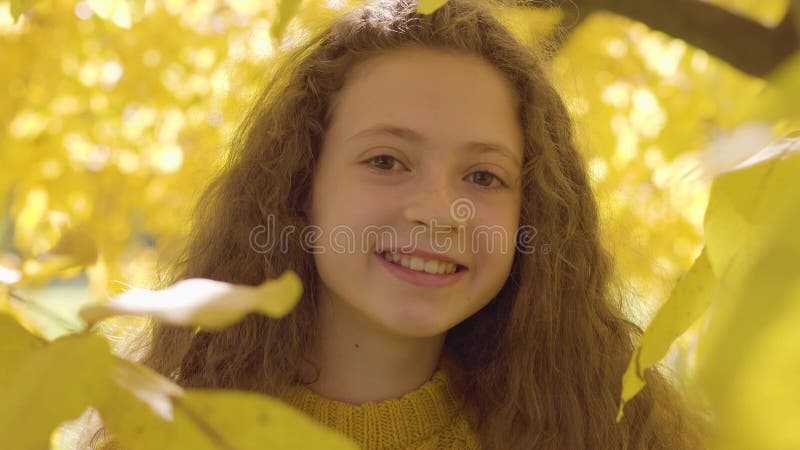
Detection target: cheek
<box><xmin>472</xmin><ymin>202</ymin><xmax>520</xmax><ymax>256</ymax></box>
<box><xmin>313</xmin><ymin>172</ymin><xmax>393</xmax><ymax>225</ymax></box>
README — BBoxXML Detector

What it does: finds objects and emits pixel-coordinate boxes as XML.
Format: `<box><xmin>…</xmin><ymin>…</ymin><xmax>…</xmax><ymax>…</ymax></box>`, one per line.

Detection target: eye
<box><xmin>468</xmin><ymin>170</ymin><xmax>507</xmax><ymax>190</ymax></box>
<box><xmin>365</xmin><ymin>154</ymin><xmax>404</xmax><ymax>172</ymax></box>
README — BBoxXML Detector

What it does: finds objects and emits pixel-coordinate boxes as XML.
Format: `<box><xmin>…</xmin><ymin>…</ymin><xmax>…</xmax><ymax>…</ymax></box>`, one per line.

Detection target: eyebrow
<box><xmin>346</xmin><ymin>123</ymin><xmax>522</xmax><ymax>167</ymax></box>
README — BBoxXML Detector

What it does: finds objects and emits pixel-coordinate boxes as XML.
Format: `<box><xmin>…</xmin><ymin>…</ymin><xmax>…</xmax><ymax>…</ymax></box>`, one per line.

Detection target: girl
<box><xmin>88</xmin><ymin>0</ymin><xmax>710</xmax><ymax>448</ymax></box>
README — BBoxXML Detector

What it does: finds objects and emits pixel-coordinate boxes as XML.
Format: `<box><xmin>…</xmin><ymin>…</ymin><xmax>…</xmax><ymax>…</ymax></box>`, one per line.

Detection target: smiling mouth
<box><xmin>376</xmin><ymin>250</ymin><xmax>468</xmax><ymax>275</ymax></box>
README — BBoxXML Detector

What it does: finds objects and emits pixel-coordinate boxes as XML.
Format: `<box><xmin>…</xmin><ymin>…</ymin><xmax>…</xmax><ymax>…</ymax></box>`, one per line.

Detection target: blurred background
<box><xmin>1</xmin><ymin>0</ymin><xmax>798</xmax><ymax>445</ymax></box>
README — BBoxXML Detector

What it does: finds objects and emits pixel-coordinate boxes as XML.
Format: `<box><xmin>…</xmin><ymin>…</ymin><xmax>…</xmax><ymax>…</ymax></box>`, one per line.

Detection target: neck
<box><xmin>303</xmin><ymin>290</ymin><xmax>447</xmax><ymax>405</ymax></box>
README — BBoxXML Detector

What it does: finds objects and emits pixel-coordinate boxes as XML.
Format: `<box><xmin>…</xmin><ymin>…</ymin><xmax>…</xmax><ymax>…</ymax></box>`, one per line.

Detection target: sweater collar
<box><xmin>277</xmin><ymin>363</ymin><xmax>463</xmax><ymax>448</ymax></box>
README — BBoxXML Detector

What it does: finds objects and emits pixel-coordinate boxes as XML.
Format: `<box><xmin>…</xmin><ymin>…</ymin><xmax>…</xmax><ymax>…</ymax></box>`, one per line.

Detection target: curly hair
<box><xmin>88</xmin><ymin>0</ymin><xmax>711</xmax><ymax>448</ymax></box>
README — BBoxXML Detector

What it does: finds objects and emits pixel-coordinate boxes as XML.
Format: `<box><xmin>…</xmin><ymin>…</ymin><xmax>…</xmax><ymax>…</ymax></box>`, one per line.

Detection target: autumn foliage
<box><xmin>1</xmin><ymin>0</ymin><xmax>799</xmax><ymax>449</ymax></box>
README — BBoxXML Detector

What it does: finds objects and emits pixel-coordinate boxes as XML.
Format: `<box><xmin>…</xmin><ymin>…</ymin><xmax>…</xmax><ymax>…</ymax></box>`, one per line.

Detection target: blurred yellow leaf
<box><xmin>61</xmin><ymin>352</ymin><xmax>218</xmax><ymax>449</ymax></box>
<box><xmin>417</xmin><ymin>0</ymin><xmax>449</xmax><ymax>15</ymax></box>
<box><xmin>0</xmin><ymin>265</ymin><xmax>22</xmax><ymax>285</ymax></box>
<box><xmin>19</xmin><ymin>225</ymin><xmax>98</xmax><ymax>287</ymax></box>
<box><xmin>0</xmin><ymin>309</ymin><xmax>356</xmax><ymax>450</ymax></box>
<box><xmin>94</xmin><ymin>356</ymin><xmax>357</xmax><ymax>449</ymax></box>
<box><xmin>110</xmin><ymin>357</ymin><xmax>184</xmax><ymax>421</ymax></box>
<box><xmin>0</xmin><ymin>289</ymin><xmax>53</xmax><ymax>341</ymax></box>
<box><xmin>684</xmin><ymin>124</ymin><xmax>800</xmax><ymax>183</ymax></box>
<box><xmin>494</xmin><ymin>4</ymin><xmax>562</xmax><ymax>57</ymax></box>
<box><xmin>695</xmin><ymin>154</ymin><xmax>800</xmax><ymax>450</ymax></box>
<box><xmin>616</xmin><ymin>248</ymin><xmax>717</xmax><ymax>421</ymax></box>
<box><xmin>12</xmin><ymin>188</ymin><xmax>57</xmax><ymax>256</ymax></box>
<box><xmin>9</xmin><ymin>0</ymin><xmax>41</xmax><ymax>22</ymax></box>
<box><xmin>87</xmin><ymin>0</ymin><xmax>146</xmax><ymax>29</ymax></box>
<box><xmin>731</xmin><ymin>52</ymin><xmax>800</xmax><ymax>126</ymax></box>
<box><xmin>0</xmin><ymin>332</ymin><xmax>113</xmax><ymax>450</ymax></box>
<box><xmin>175</xmin><ymin>389</ymin><xmax>358</xmax><ymax>449</ymax></box>
<box><xmin>715</xmin><ymin>282</ymin><xmax>800</xmax><ymax>450</ymax></box>
<box><xmin>80</xmin><ymin>270</ymin><xmax>303</xmax><ymax>330</ymax></box>
<box><xmin>0</xmin><ymin>312</ymin><xmax>45</xmax><ymax>384</ymax></box>
<box><xmin>271</xmin><ymin>0</ymin><xmax>303</xmax><ymax>41</ymax></box>
<box><xmin>703</xmin><ymin>150</ymin><xmax>800</xmax><ymax>282</ymax></box>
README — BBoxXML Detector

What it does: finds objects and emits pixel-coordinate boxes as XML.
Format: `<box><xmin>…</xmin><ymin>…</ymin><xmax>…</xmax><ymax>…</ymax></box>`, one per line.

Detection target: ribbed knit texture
<box><xmin>277</xmin><ymin>362</ymin><xmax>480</xmax><ymax>449</ymax></box>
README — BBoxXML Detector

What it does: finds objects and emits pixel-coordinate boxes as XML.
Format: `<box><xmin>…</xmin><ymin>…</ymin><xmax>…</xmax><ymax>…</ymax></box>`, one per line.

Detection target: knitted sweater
<box><xmin>277</xmin><ymin>363</ymin><xmax>481</xmax><ymax>449</ymax></box>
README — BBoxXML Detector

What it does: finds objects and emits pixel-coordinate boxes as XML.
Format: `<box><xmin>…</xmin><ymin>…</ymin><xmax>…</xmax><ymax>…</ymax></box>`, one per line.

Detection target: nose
<box><xmin>402</xmin><ymin>179</ymin><xmax>464</xmax><ymax>233</ymax></box>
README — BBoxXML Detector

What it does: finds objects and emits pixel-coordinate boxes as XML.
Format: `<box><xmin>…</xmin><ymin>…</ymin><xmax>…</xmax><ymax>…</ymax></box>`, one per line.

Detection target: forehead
<box><xmin>325</xmin><ymin>47</ymin><xmax>524</xmax><ymax>157</ymax></box>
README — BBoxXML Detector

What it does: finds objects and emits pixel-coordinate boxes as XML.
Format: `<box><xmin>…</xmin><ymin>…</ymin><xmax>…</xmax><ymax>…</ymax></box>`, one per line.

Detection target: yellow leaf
<box><xmin>694</xmin><ymin>122</ymin><xmax>772</xmax><ymax>178</ymax></box>
<box><xmin>87</xmin><ymin>0</ymin><xmax>146</xmax><ymax>29</ymax></box>
<box><xmin>0</xmin><ymin>333</ymin><xmax>113</xmax><ymax>450</ymax></box>
<box><xmin>616</xmin><ymin>354</ymin><xmax>646</xmax><ymax>422</ymax></box>
<box><xmin>638</xmin><ymin>249</ymin><xmax>716</xmax><ymax>370</ymax></box>
<box><xmin>0</xmin><ymin>265</ymin><xmax>22</xmax><ymax>285</ymax></box>
<box><xmin>0</xmin><ymin>312</ymin><xmax>45</xmax><ymax>385</ymax></box>
<box><xmin>701</xmin><ymin>127</ymin><xmax>800</xmax><ymax>177</ymax></box>
<box><xmin>703</xmin><ymin>152</ymin><xmax>800</xmax><ymax>280</ymax></box>
<box><xmin>416</xmin><ymin>0</ymin><xmax>449</xmax><ymax>15</ymax></box>
<box><xmin>79</xmin><ymin>270</ymin><xmax>303</xmax><ymax>330</ymax></box>
<box><xmin>0</xmin><ymin>290</ymin><xmax>50</xmax><ymax>338</ymax></box>
<box><xmin>16</xmin><ymin>225</ymin><xmax>98</xmax><ymax>288</ymax></box>
<box><xmin>9</xmin><ymin>0</ymin><xmax>41</xmax><ymax>22</ymax></box>
<box><xmin>12</xmin><ymin>187</ymin><xmax>55</xmax><ymax>256</ymax></box>
<box><xmin>175</xmin><ymin>389</ymin><xmax>358</xmax><ymax>449</ymax></box>
<box><xmin>494</xmin><ymin>5</ymin><xmax>562</xmax><ymax>57</ymax></box>
<box><xmin>93</xmin><ymin>364</ymin><xmax>215</xmax><ymax>449</ymax></box>
<box><xmin>271</xmin><ymin>0</ymin><xmax>303</xmax><ymax>41</ymax></box>
<box><xmin>110</xmin><ymin>358</ymin><xmax>184</xmax><ymax>421</ymax></box>
<box><xmin>0</xmin><ymin>286</ymin><xmax>7</xmax><ymax>312</ymax></box>
<box><xmin>732</xmin><ymin>52</ymin><xmax>800</xmax><ymax>124</ymax></box>
<box><xmin>616</xmin><ymin>248</ymin><xmax>717</xmax><ymax>421</ymax></box>
<box><xmin>715</xmin><ymin>285</ymin><xmax>800</xmax><ymax>450</ymax></box>
<box><xmin>697</xmin><ymin>206</ymin><xmax>800</xmax><ymax>449</ymax></box>
<box><xmin>695</xmin><ymin>153</ymin><xmax>800</xmax><ymax>449</ymax></box>
<box><xmin>93</xmin><ymin>359</ymin><xmax>357</xmax><ymax>449</ymax></box>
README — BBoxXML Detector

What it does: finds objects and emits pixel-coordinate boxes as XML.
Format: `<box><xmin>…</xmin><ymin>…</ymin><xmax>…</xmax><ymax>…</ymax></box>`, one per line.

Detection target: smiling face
<box><xmin>309</xmin><ymin>47</ymin><xmax>524</xmax><ymax>338</ymax></box>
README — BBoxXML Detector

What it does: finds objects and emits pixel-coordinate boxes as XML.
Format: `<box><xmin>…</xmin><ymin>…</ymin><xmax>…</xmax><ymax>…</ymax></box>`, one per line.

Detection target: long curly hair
<box><xmin>89</xmin><ymin>0</ymin><xmax>711</xmax><ymax>448</ymax></box>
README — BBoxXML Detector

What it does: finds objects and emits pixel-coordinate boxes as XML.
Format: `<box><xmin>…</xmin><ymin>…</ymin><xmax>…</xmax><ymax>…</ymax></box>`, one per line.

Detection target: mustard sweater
<box><xmin>277</xmin><ymin>365</ymin><xmax>481</xmax><ymax>449</ymax></box>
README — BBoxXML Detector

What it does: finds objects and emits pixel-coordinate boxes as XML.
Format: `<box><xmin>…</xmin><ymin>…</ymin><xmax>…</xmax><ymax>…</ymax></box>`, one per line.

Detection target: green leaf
<box><xmin>616</xmin><ymin>248</ymin><xmax>717</xmax><ymax>421</ymax></box>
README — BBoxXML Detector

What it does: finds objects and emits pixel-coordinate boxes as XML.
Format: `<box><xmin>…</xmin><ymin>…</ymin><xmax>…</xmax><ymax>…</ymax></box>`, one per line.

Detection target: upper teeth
<box><xmin>382</xmin><ymin>251</ymin><xmax>458</xmax><ymax>275</ymax></box>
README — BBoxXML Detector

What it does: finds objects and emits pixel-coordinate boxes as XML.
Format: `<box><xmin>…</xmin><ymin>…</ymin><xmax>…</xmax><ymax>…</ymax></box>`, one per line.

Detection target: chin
<box><xmin>374</xmin><ymin>311</ymin><xmax>452</xmax><ymax>339</ymax></box>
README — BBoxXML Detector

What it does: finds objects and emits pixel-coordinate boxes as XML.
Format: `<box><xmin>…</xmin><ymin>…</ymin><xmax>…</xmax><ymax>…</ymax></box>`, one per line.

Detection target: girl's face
<box><xmin>309</xmin><ymin>47</ymin><xmax>523</xmax><ymax>338</ymax></box>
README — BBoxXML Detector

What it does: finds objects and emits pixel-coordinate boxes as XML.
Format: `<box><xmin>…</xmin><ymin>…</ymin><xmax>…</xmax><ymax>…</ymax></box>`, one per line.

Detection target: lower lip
<box><xmin>375</xmin><ymin>252</ymin><xmax>467</xmax><ymax>288</ymax></box>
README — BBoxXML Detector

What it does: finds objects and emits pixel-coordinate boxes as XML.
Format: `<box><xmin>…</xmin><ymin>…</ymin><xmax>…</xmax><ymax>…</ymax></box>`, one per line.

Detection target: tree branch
<box><xmin>546</xmin><ymin>0</ymin><xmax>799</xmax><ymax>78</ymax></box>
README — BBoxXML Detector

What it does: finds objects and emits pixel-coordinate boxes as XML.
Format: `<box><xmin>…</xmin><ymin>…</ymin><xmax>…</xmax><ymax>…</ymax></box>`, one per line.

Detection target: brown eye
<box><xmin>368</xmin><ymin>155</ymin><xmax>399</xmax><ymax>171</ymax></box>
<box><xmin>469</xmin><ymin>171</ymin><xmax>504</xmax><ymax>189</ymax></box>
